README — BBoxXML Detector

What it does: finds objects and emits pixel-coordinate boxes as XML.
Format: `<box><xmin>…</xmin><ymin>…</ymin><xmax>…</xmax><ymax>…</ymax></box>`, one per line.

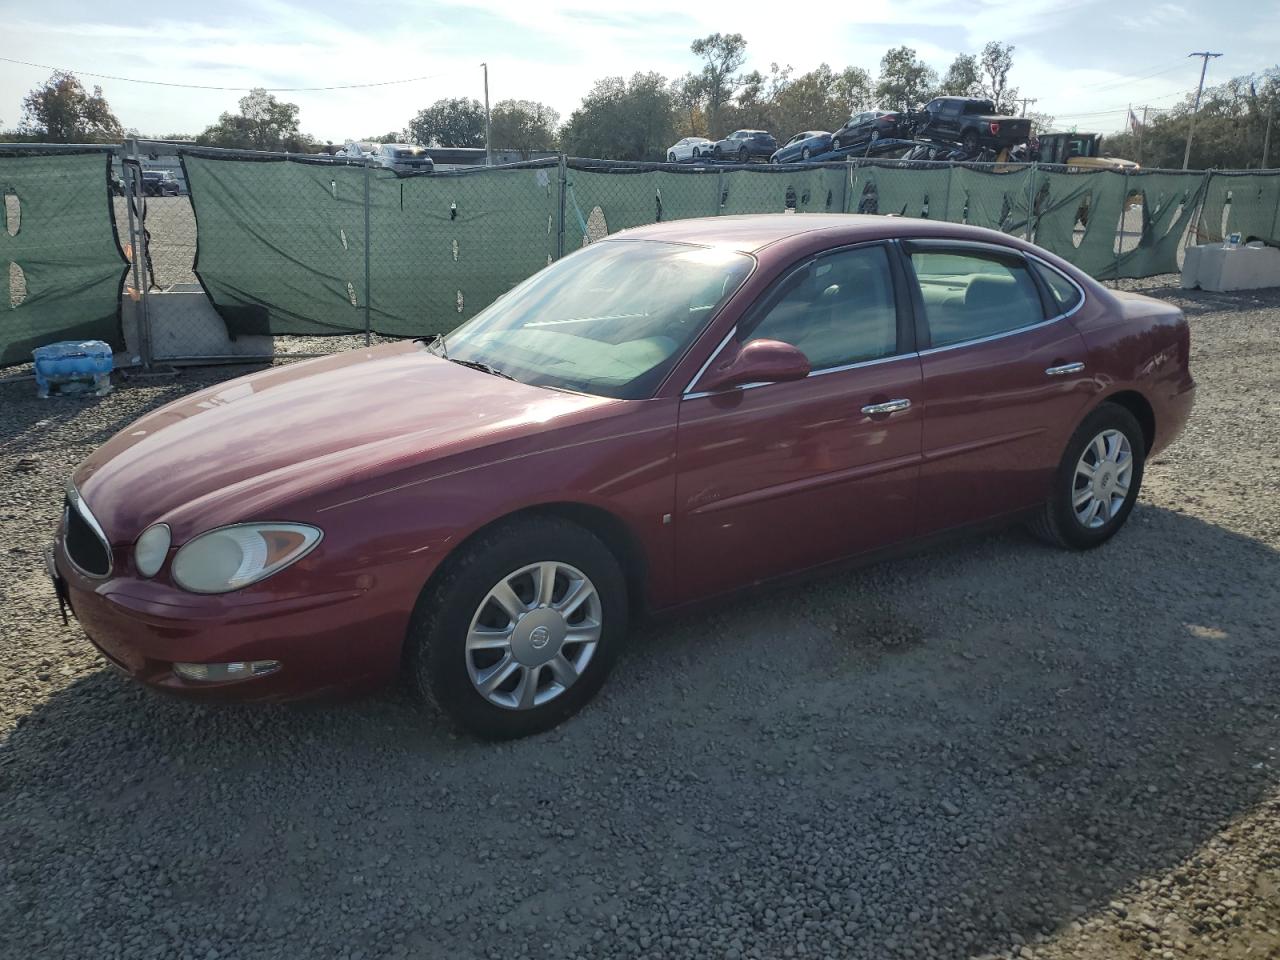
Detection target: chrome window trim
<box><xmin>904</xmin><ymin>241</ymin><xmax>1088</xmax><ymax>355</ymax></box>
<box><xmin>684</xmin><ymin>352</ymin><xmax>915</xmax><ymax>401</ymax></box>
<box><xmin>63</xmin><ymin>482</ymin><xmax>112</xmax><ymax>579</ymax></box>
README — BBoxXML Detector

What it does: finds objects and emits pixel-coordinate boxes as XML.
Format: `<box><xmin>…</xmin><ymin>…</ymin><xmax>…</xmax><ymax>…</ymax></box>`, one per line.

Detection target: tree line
<box><xmin>7</xmin><ymin>44</ymin><xmax>1279</xmax><ymax>169</ymax></box>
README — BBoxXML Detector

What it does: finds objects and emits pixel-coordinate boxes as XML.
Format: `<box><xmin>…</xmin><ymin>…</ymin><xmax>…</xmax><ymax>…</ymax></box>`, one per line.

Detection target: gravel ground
<box><xmin>1</xmin><ymin>280</ymin><xmax>1278</xmax><ymax>960</ymax></box>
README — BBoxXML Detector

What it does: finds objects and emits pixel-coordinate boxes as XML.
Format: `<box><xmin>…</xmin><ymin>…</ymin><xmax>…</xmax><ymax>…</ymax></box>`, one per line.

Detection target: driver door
<box><xmin>674</xmin><ymin>243</ymin><xmax>923</xmax><ymax>603</ymax></box>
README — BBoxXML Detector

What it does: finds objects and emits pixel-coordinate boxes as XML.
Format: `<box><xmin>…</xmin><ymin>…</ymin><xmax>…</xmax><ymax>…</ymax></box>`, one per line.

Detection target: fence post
<box><xmin>1114</xmin><ymin>167</ymin><xmax>1128</xmax><ymax>284</ymax></box>
<box><xmin>943</xmin><ymin>161</ymin><xmax>953</xmax><ymax>222</ymax></box>
<box><xmin>839</xmin><ymin>162</ymin><xmax>849</xmax><ymax>213</ymax></box>
<box><xmin>716</xmin><ymin>168</ymin><xmax>725</xmax><ymax>215</ymax></box>
<box><xmin>556</xmin><ymin>154</ymin><xmax>567</xmax><ymax>259</ymax></box>
<box><xmin>1024</xmin><ymin>162</ymin><xmax>1036</xmax><ymax>241</ymax></box>
<box><xmin>362</xmin><ymin>158</ymin><xmax>371</xmax><ymax>346</ymax></box>
<box><xmin>124</xmin><ymin>139</ymin><xmax>153</xmax><ymax>369</ymax></box>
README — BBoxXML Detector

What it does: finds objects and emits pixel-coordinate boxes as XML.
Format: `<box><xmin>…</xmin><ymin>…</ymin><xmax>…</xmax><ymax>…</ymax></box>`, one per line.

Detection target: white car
<box><xmin>666</xmin><ymin>137</ymin><xmax>713</xmax><ymax>162</ymax></box>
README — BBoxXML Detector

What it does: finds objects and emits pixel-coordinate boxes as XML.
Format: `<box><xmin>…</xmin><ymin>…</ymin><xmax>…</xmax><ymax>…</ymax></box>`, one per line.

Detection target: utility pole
<box><xmin>1182</xmin><ymin>52</ymin><xmax>1222</xmax><ymax>170</ymax></box>
<box><xmin>1014</xmin><ymin>97</ymin><xmax>1037</xmax><ymax>117</ymax></box>
<box><xmin>481</xmin><ymin>62</ymin><xmax>492</xmax><ymax>167</ymax></box>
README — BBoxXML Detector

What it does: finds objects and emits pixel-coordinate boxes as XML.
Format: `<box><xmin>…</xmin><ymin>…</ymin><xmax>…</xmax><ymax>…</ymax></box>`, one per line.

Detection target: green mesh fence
<box><xmin>0</xmin><ymin>152</ymin><xmax>127</xmax><ymax>366</ymax></box>
<box><xmin>174</xmin><ymin>153</ymin><xmax>1280</xmax><ymax>346</ymax></box>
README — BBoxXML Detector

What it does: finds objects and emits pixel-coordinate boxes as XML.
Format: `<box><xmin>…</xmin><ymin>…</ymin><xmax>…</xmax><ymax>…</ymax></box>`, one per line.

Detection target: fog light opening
<box><xmin>173</xmin><ymin>660</ymin><xmax>280</xmax><ymax>682</ymax></box>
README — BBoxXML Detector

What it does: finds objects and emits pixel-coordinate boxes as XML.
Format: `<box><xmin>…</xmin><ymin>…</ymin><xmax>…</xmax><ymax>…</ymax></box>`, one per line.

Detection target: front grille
<box><xmin>64</xmin><ymin>494</ymin><xmax>111</xmax><ymax>577</ymax></box>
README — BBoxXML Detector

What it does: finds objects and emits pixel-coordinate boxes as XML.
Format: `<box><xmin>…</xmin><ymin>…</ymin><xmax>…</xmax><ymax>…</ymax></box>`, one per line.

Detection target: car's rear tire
<box><xmin>962</xmin><ymin>130</ymin><xmax>980</xmax><ymax>154</ymax></box>
<box><xmin>1029</xmin><ymin>402</ymin><xmax>1147</xmax><ymax>550</ymax></box>
<box><xmin>738</xmin><ymin>146</ymin><xmax>748</xmax><ymax>162</ymax></box>
<box><xmin>406</xmin><ymin>516</ymin><xmax>628</xmax><ymax>739</ymax></box>
<box><xmin>668</xmin><ymin>152</ymin><xmax>676</xmax><ymax>162</ymax></box>
<box><xmin>692</xmin><ymin>147</ymin><xmax>701</xmax><ymax>158</ymax></box>
<box><xmin>832</xmin><ymin>137</ymin><xmax>842</xmax><ymax>151</ymax></box>
<box><xmin>801</xmin><ymin>147</ymin><xmax>811</xmax><ymax>160</ymax></box>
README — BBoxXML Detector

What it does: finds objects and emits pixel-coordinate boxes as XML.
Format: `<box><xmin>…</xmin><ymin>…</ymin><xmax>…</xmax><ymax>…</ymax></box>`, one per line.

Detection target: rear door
<box><xmin>674</xmin><ymin>243</ymin><xmax>923</xmax><ymax>602</ymax></box>
<box><xmin>903</xmin><ymin>241</ymin><xmax>1094</xmax><ymax>535</ymax></box>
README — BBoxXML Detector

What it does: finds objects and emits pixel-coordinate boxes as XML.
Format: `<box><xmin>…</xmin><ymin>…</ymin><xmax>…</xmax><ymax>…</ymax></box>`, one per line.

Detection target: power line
<box><xmin>0</xmin><ymin>55</ymin><xmax>456</xmax><ymax>92</ymax></box>
<box><xmin>1076</xmin><ymin>61</ymin><xmax>1189</xmax><ymax>92</ymax></box>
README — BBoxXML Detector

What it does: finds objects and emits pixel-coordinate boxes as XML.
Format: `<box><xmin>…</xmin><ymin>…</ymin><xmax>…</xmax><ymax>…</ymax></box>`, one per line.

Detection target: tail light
<box><xmin>883</xmin><ymin>113</ymin><xmax>899</xmax><ymax>121</ymax></box>
<box><xmin>989</xmin><ymin>122</ymin><xmax>1001</xmax><ymax>135</ymax></box>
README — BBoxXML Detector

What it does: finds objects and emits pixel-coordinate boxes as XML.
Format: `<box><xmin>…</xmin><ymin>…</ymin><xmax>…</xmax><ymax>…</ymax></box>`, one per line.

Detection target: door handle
<box><xmin>861</xmin><ymin>398</ymin><xmax>912</xmax><ymax>416</ymax></box>
<box><xmin>1045</xmin><ymin>362</ymin><xmax>1085</xmax><ymax>376</ymax></box>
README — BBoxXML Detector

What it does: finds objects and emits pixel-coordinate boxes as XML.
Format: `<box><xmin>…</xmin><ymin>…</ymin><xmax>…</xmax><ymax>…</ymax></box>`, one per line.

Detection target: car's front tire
<box><xmin>1030</xmin><ymin>402</ymin><xmax>1147</xmax><ymax>550</ymax></box>
<box><xmin>406</xmin><ymin>516</ymin><xmax>628</xmax><ymax>739</ymax></box>
<box><xmin>832</xmin><ymin>137</ymin><xmax>842</xmax><ymax>151</ymax></box>
<box><xmin>668</xmin><ymin>152</ymin><xmax>677</xmax><ymax>162</ymax></box>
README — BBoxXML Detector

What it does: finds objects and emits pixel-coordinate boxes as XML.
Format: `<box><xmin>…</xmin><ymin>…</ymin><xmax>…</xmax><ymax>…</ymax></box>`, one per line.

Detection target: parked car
<box><xmin>913</xmin><ymin>97</ymin><xmax>1032</xmax><ymax>153</ymax></box>
<box><xmin>141</xmin><ymin>170</ymin><xmax>180</xmax><ymax>197</ymax></box>
<box><xmin>711</xmin><ymin>130</ymin><xmax>777</xmax><ymax>162</ymax></box>
<box><xmin>830</xmin><ymin>110</ymin><xmax>904</xmax><ymax>152</ymax></box>
<box><xmin>667</xmin><ymin>137</ymin><xmax>713</xmax><ymax>162</ymax></box>
<box><xmin>771</xmin><ymin>131</ymin><xmax>832</xmax><ymax>163</ymax></box>
<box><xmin>340</xmin><ymin>140</ymin><xmax>380</xmax><ymax>161</ymax></box>
<box><xmin>372</xmin><ymin>143</ymin><xmax>434</xmax><ymax>174</ymax></box>
<box><xmin>50</xmin><ymin>214</ymin><xmax>1194</xmax><ymax>739</ymax></box>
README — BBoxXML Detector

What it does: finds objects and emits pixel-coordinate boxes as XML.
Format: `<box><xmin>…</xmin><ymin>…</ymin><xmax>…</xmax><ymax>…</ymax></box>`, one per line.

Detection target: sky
<box><xmin>2</xmin><ymin>0</ymin><xmax>1277</xmax><ymax>143</ymax></box>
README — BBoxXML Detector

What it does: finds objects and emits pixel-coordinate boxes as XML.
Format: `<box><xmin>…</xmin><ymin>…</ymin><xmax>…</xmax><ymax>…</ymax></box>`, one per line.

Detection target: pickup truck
<box><xmin>912</xmin><ymin>97</ymin><xmax>1031</xmax><ymax>153</ymax></box>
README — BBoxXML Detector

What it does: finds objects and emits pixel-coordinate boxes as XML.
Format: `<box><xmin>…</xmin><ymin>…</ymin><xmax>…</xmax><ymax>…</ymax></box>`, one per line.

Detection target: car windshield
<box><xmin>438</xmin><ymin>240</ymin><xmax>753</xmax><ymax>399</ymax></box>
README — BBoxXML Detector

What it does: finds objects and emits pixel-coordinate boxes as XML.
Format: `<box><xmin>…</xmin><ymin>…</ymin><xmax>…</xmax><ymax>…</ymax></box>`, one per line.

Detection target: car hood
<box><xmin>74</xmin><ymin>341</ymin><xmax>615</xmax><ymax>542</ymax></box>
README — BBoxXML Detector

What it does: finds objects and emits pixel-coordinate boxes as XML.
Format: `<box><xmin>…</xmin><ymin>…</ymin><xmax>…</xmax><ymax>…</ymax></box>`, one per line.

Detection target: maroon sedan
<box><xmin>50</xmin><ymin>215</ymin><xmax>1195</xmax><ymax>738</ymax></box>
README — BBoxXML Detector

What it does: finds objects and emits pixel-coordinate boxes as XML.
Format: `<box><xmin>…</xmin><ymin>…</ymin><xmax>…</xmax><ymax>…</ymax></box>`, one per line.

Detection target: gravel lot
<box><xmin>2</xmin><ymin>279</ymin><xmax>1278</xmax><ymax>960</ymax></box>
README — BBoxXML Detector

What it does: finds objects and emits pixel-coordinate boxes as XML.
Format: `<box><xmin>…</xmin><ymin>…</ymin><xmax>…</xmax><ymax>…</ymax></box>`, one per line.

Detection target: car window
<box><xmin>1030</xmin><ymin>260</ymin><xmax>1083</xmax><ymax>314</ymax></box>
<box><xmin>740</xmin><ymin>245</ymin><xmax>899</xmax><ymax>371</ymax></box>
<box><xmin>909</xmin><ymin>248</ymin><xmax>1046</xmax><ymax>348</ymax></box>
<box><xmin>442</xmin><ymin>240</ymin><xmax>753</xmax><ymax>400</ymax></box>
<box><xmin>926</xmin><ymin>100</ymin><xmax>942</xmax><ymax>112</ymax></box>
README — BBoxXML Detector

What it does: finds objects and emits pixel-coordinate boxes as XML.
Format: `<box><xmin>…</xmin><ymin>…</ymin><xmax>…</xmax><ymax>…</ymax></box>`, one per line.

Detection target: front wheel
<box><xmin>668</xmin><ymin>152</ymin><xmax>676</xmax><ymax>162</ymax></box>
<box><xmin>1029</xmin><ymin>403</ymin><xmax>1146</xmax><ymax>550</ymax></box>
<box><xmin>738</xmin><ymin>146</ymin><xmax>748</xmax><ymax>162</ymax></box>
<box><xmin>406</xmin><ymin>516</ymin><xmax>628</xmax><ymax>739</ymax></box>
<box><xmin>801</xmin><ymin>147</ymin><xmax>811</xmax><ymax>160</ymax></box>
<box><xmin>692</xmin><ymin>147</ymin><xmax>702</xmax><ymax>158</ymax></box>
<box><xmin>832</xmin><ymin>137</ymin><xmax>842</xmax><ymax>152</ymax></box>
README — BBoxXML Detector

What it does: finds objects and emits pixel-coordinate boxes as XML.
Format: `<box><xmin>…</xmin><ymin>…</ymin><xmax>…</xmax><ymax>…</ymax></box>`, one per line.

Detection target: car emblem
<box><xmin>529</xmin><ymin>625</ymin><xmax>551</xmax><ymax>650</ymax></box>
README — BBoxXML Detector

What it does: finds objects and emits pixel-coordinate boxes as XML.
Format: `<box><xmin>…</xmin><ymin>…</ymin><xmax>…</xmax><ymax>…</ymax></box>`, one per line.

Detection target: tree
<box><xmin>726</xmin><ymin>63</ymin><xmax>791</xmax><ymax>132</ymax></box>
<box><xmin>875</xmin><ymin>47</ymin><xmax>938</xmax><ymax>112</ymax></box>
<box><xmin>980</xmin><ymin>42</ymin><xmax>1017</xmax><ymax>113</ymax></box>
<box><xmin>690</xmin><ymin>32</ymin><xmax>748</xmax><ymax>137</ymax></box>
<box><xmin>20</xmin><ymin>71</ymin><xmax>122</xmax><ymax>142</ymax></box>
<box><xmin>670</xmin><ymin>73</ymin><xmax>708</xmax><ymax>137</ymax></box>
<box><xmin>560</xmin><ymin>72</ymin><xmax>676</xmax><ymax>161</ymax></box>
<box><xmin>364</xmin><ymin>131</ymin><xmax>406</xmax><ymax>144</ymax></box>
<box><xmin>489</xmin><ymin>100</ymin><xmax>560</xmax><ymax>159</ymax></box>
<box><xmin>197</xmin><ymin>89</ymin><xmax>312</xmax><ymax>151</ymax></box>
<box><xmin>770</xmin><ymin>64</ymin><xmax>849</xmax><ymax>134</ymax></box>
<box><xmin>836</xmin><ymin>66</ymin><xmax>874</xmax><ymax>116</ymax></box>
<box><xmin>940</xmin><ymin>54</ymin><xmax>981</xmax><ymax>97</ymax></box>
<box><xmin>407</xmin><ymin>98</ymin><xmax>486</xmax><ymax>148</ymax></box>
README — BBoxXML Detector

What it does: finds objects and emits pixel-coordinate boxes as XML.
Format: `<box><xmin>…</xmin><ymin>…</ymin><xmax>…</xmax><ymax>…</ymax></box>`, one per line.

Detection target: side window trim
<box><xmin>1025</xmin><ymin>253</ymin><xmax>1088</xmax><ymax>322</ymax></box>
<box><xmin>682</xmin><ymin>240</ymin><xmax>912</xmax><ymax>397</ymax></box>
<box><xmin>900</xmin><ymin>239</ymin><xmax>1062</xmax><ymax>355</ymax></box>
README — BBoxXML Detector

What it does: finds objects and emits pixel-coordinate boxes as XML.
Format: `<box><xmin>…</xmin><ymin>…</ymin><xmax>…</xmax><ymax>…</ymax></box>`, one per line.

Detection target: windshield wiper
<box><xmin>447</xmin><ymin>357</ymin><xmax>517</xmax><ymax>381</ymax></box>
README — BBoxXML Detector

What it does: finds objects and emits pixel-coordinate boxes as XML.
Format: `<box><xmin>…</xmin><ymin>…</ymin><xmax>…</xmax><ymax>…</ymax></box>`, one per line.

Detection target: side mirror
<box><xmin>697</xmin><ymin>339</ymin><xmax>811</xmax><ymax>393</ymax></box>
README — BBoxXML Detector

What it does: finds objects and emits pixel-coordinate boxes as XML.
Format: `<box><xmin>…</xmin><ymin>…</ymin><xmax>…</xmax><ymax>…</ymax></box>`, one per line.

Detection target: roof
<box><xmin>610</xmin><ymin>213</ymin><xmax>1020</xmax><ymax>255</ymax></box>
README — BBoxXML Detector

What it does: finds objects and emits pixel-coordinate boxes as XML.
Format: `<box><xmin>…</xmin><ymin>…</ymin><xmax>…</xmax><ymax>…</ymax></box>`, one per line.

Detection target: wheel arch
<box><xmin>1098</xmin><ymin>389</ymin><xmax>1156</xmax><ymax>453</ymax></box>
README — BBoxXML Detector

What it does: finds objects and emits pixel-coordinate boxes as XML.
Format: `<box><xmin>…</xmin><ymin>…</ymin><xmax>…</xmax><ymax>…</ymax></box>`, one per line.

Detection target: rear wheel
<box><xmin>668</xmin><ymin>152</ymin><xmax>676</xmax><ymax>162</ymax></box>
<box><xmin>962</xmin><ymin>129</ymin><xmax>980</xmax><ymax>154</ymax></box>
<box><xmin>692</xmin><ymin>147</ymin><xmax>702</xmax><ymax>158</ymax></box>
<box><xmin>801</xmin><ymin>147</ymin><xmax>811</xmax><ymax>160</ymax></box>
<box><xmin>406</xmin><ymin>517</ymin><xmax>628</xmax><ymax>739</ymax></box>
<box><xmin>738</xmin><ymin>146</ymin><xmax>748</xmax><ymax>162</ymax></box>
<box><xmin>1030</xmin><ymin>403</ymin><xmax>1146</xmax><ymax>550</ymax></box>
<box><xmin>832</xmin><ymin>137</ymin><xmax>842</xmax><ymax>151</ymax></box>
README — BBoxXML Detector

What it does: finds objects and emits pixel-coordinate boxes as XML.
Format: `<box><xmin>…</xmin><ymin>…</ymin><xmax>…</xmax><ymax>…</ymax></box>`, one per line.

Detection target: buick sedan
<box><xmin>51</xmin><ymin>215</ymin><xmax>1195</xmax><ymax>738</ymax></box>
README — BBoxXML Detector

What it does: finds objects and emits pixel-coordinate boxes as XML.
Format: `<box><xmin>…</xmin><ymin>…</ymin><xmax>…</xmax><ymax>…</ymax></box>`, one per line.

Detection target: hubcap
<box><xmin>1072</xmin><ymin>429</ymin><xmax>1134</xmax><ymax>529</ymax></box>
<box><xmin>465</xmin><ymin>561</ymin><xmax>602</xmax><ymax>711</ymax></box>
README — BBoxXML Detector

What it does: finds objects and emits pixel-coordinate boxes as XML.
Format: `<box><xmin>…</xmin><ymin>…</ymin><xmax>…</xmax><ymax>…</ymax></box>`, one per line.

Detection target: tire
<box><xmin>738</xmin><ymin>146</ymin><xmax>748</xmax><ymax>162</ymax></box>
<box><xmin>1029</xmin><ymin>402</ymin><xmax>1147</xmax><ymax>550</ymax></box>
<box><xmin>832</xmin><ymin>138</ymin><xmax>842</xmax><ymax>152</ymax></box>
<box><xmin>870</xmin><ymin>129</ymin><xmax>881</xmax><ymax>143</ymax></box>
<box><xmin>406</xmin><ymin>516</ymin><xmax>628</xmax><ymax>739</ymax></box>
<box><xmin>692</xmin><ymin>147</ymin><xmax>701</xmax><ymax>158</ymax></box>
<box><xmin>962</xmin><ymin>130</ymin><xmax>980</xmax><ymax>154</ymax></box>
<box><xmin>801</xmin><ymin>147</ymin><xmax>811</xmax><ymax>160</ymax></box>
<box><xmin>668</xmin><ymin>152</ymin><xmax>676</xmax><ymax>162</ymax></box>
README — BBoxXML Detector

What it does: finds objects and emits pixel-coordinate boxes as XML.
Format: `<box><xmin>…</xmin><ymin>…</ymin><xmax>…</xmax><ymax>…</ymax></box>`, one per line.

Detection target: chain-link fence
<box><xmin>3</xmin><ymin>141</ymin><xmax>1280</xmax><ymax>371</ymax></box>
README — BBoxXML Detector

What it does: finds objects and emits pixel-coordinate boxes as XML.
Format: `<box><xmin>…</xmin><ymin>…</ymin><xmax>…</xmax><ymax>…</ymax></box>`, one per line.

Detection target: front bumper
<box><xmin>49</xmin><ymin>540</ymin><xmax>413</xmax><ymax>702</ymax></box>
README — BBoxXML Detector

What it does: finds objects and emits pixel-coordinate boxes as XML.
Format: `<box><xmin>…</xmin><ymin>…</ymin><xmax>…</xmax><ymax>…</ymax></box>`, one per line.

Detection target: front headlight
<box><xmin>171</xmin><ymin>523</ymin><xmax>322</xmax><ymax>594</ymax></box>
